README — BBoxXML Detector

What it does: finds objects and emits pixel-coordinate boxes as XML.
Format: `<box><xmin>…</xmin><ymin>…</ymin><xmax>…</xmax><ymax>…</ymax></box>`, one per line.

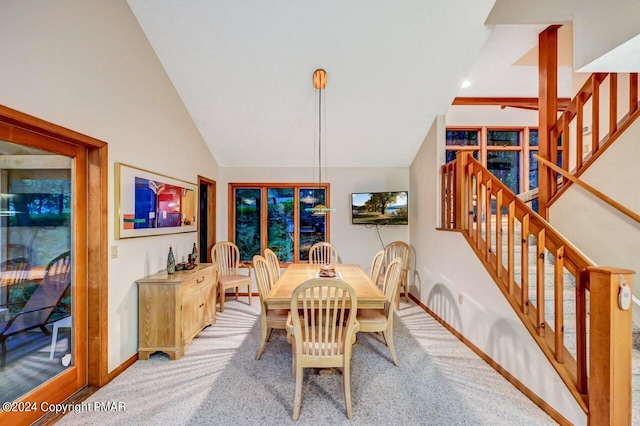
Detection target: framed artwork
<box><xmin>115</xmin><ymin>163</ymin><xmax>197</xmax><ymax>239</ymax></box>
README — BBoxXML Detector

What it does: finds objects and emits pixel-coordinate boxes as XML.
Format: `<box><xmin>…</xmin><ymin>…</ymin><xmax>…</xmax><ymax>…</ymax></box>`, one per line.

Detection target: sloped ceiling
<box><xmin>127</xmin><ymin>0</ymin><xmax>498</xmax><ymax>168</ymax></box>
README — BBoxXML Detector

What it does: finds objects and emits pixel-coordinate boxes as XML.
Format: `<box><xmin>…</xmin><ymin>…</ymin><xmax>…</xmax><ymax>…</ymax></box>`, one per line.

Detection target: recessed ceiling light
<box><xmin>460</xmin><ymin>80</ymin><xmax>472</xmax><ymax>89</ymax></box>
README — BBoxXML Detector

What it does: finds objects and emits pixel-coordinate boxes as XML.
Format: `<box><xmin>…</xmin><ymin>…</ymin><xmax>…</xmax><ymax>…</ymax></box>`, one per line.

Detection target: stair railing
<box><xmin>547</xmin><ymin>72</ymin><xmax>639</xmax><ymax>206</ymax></box>
<box><xmin>441</xmin><ymin>151</ymin><xmax>633</xmax><ymax>425</ymax></box>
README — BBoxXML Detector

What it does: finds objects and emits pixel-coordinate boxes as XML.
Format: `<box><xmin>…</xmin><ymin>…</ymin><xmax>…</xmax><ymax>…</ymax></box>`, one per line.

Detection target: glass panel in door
<box><xmin>267</xmin><ymin>188</ymin><xmax>294</xmax><ymax>263</ymax></box>
<box><xmin>234</xmin><ymin>188</ymin><xmax>261</xmax><ymax>261</ymax></box>
<box><xmin>298</xmin><ymin>188</ymin><xmax>326</xmax><ymax>262</ymax></box>
<box><xmin>0</xmin><ymin>140</ymin><xmax>73</xmax><ymax>403</ymax></box>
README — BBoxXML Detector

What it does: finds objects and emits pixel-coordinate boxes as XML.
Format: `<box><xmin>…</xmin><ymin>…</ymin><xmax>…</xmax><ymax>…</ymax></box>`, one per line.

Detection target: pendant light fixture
<box><xmin>305</xmin><ymin>68</ymin><xmax>335</xmax><ymax>216</ymax></box>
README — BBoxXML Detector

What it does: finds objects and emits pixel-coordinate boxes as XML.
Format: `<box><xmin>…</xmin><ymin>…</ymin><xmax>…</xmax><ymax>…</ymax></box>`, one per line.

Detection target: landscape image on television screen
<box><xmin>351</xmin><ymin>191</ymin><xmax>408</xmax><ymax>225</ymax></box>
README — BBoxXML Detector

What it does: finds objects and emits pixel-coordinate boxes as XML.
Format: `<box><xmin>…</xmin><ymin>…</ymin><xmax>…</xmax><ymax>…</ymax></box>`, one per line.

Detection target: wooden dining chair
<box><xmin>308</xmin><ymin>242</ymin><xmax>339</xmax><ymax>265</ymax></box>
<box><xmin>263</xmin><ymin>248</ymin><xmax>281</xmax><ymax>286</ymax></box>
<box><xmin>383</xmin><ymin>241</ymin><xmax>411</xmax><ymax>309</ymax></box>
<box><xmin>356</xmin><ymin>257</ymin><xmax>402</xmax><ymax>366</ymax></box>
<box><xmin>286</xmin><ymin>278</ymin><xmax>359</xmax><ymax>420</ymax></box>
<box><xmin>253</xmin><ymin>255</ymin><xmax>289</xmax><ymax>360</ymax></box>
<box><xmin>211</xmin><ymin>241</ymin><xmax>252</xmax><ymax>312</ymax></box>
<box><xmin>369</xmin><ymin>249</ymin><xmax>385</xmax><ymax>286</ymax></box>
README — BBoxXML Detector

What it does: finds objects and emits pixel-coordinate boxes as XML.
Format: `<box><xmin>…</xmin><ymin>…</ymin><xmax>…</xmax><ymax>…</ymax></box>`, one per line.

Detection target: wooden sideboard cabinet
<box><xmin>137</xmin><ymin>263</ymin><xmax>218</xmax><ymax>360</ymax></box>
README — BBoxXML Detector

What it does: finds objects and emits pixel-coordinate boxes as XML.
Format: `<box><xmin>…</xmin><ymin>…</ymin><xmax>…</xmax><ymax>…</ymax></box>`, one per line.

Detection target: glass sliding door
<box><xmin>234</xmin><ymin>188</ymin><xmax>261</xmax><ymax>261</ymax></box>
<box><xmin>0</xmin><ymin>141</ymin><xmax>73</xmax><ymax>404</ymax></box>
<box><xmin>298</xmin><ymin>188</ymin><xmax>326</xmax><ymax>262</ymax></box>
<box><xmin>267</xmin><ymin>188</ymin><xmax>294</xmax><ymax>263</ymax></box>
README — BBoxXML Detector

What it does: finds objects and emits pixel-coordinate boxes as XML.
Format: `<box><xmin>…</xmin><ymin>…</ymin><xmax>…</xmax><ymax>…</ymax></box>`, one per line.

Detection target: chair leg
<box><xmin>219</xmin><ymin>287</ymin><xmax>225</xmax><ymax>312</ymax></box>
<box><xmin>343</xmin><ymin>361</ymin><xmax>353</xmax><ymax>419</ymax></box>
<box><xmin>256</xmin><ymin>319</ymin><xmax>268</xmax><ymax>360</ymax></box>
<box><xmin>247</xmin><ymin>283</ymin><xmax>252</xmax><ymax>305</ymax></box>
<box><xmin>403</xmin><ymin>272</ymin><xmax>409</xmax><ymax>302</ymax></box>
<box><xmin>383</xmin><ymin>327</ymin><xmax>399</xmax><ymax>366</ymax></box>
<box><xmin>293</xmin><ymin>363</ymin><xmax>303</xmax><ymax>420</ymax></box>
<box><xmin>235</xmin><ymin>286</ymin><xmax>238</xmax><ymax>301</ymax></box>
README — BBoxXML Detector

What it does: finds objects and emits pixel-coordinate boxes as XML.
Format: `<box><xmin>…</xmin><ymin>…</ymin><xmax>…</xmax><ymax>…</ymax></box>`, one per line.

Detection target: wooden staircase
<box><xmin>440</xmin><ymin>153</ymin><xmax>633</xmax><ymax>425</ymax></box>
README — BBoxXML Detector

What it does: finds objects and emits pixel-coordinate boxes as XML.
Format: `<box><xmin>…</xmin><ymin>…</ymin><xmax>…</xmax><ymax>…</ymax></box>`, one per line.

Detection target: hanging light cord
<box><xmin>318</xmin><ymin>85</ymin><xmax>322</xmax><ymax>194</ymax></box>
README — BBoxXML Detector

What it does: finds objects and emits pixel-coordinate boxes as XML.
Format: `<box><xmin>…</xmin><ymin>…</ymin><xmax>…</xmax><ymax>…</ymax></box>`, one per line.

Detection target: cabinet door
<box><xmin>181</xmin><ymin>287</ymin><xmax>197</xmax><ymax>343</ymax></box>
<box><xmin>182</xmin><ymin>285</ymin><xmax>206</xmax><ymax>343</ymax></box>
<box><xmin>203</xmin><ymin>280</ymin><xmax>217</xmax><ymax>325</ymax></box>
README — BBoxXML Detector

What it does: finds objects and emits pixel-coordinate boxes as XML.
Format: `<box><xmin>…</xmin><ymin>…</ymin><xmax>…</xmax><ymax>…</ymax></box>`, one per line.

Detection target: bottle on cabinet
<box><xmin>191</xmin><ymin>243</ymin><xmax>198</xmax><ymax>265</ymax></box>
<box><xmin>167</xmin><ymin>246</ymin><xmax>176</xmax><ymax>274</ymax></box>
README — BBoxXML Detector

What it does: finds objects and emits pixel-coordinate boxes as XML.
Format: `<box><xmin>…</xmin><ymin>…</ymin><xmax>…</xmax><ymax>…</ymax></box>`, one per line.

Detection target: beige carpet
<box><xmin>57</xmin><ymin>298</ymin><xmax>558</xmax><ymax>425</ymax></box>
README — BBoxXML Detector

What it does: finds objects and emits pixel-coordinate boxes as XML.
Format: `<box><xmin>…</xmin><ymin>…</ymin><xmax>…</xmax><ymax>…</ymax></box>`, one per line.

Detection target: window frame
<box><xmin>446</xmin><ymin>126</ymin><xmax>543</xmax><ymax>194</ymax></box>
<box><xmin>228</xmin><ymin>182</ymin><xmax>331</xmax><ymax>264</ymax></box>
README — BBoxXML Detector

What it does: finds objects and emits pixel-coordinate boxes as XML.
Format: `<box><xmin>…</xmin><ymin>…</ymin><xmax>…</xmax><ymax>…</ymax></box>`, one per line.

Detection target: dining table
<box><xmin>265</xmin><ymin>263</ymin><xmax>385</xmax><ymax>310</ymax></box>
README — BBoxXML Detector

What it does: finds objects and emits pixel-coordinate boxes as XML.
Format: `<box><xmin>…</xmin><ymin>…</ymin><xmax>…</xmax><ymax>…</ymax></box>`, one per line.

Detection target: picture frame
<box><xmin>115</xmin><ymin>163</ymin><xmax>197</xmax><ymax>239</ymax></box>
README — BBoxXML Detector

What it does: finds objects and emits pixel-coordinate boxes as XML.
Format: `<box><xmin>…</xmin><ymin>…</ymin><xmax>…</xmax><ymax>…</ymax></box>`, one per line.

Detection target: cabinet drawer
<box><xmin>181</xmin><ymin>268</ymin><xmax>214</xmax><ymax>293</ymax></box>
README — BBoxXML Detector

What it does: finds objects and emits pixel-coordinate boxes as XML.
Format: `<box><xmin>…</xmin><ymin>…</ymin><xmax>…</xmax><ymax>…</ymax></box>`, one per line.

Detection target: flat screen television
<box><xmin>351</xmin><ymin>191</ymin><xmax>408</xmax><ymax>225</ymax></box>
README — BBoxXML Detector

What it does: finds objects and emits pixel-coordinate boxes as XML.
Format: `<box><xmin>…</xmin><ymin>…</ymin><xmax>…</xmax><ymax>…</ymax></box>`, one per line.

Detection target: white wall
<box><xmin>409</xmin><ymin>115</ymin><xmax>586</xmax><ymax>425</ymax></box>
<box><xmin>446</xmin><ymin>105</ymin><xmax>538</xmax><ymax>127</ymax></box>
<box><xmin>0</xmin><ymin>1</ymin><xmax>219</xmax><ymax>372</ymax></box>
<box><xmin>220</xmin><ymin>166</ymin><xmax>410</xmax><ymax>281</ymax></box>
<box><xmin>486</xmin><ymin>0</ymin><xmax>640</xmax><ymax>71</ymax></box>
<box><xmin>550</xmin><ymin>116</ymin><xmax>640</xmax><ymax>322</ymax></box>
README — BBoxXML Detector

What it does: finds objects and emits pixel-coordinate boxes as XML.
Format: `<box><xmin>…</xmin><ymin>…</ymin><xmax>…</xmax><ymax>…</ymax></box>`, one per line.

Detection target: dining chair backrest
<box><xmin>308</xmin><ymin>242</ymin><xmax>339</xmax><ymax>265</ymax></box>
<box><xmin>263</xmin><ymin>248</ymin><xmax>281</xmax><ymax>285</ymax></box>
<box><xmin>384</xmin><ymin>241</ymin><xmax>410</xmax><ymax>271</ymax></box>
<box><xmin>369</xmin><ymin>250</ymin><xmax>385</xmax><ymax>284</ymax></box>
<box><xmin>290</xmin><ymin>278</ymin><xmax>357</xmax><ymax>357</ymax></box>
<box><xmin>211</xmin><ymin>241</ymin><xmax>242</xmax><ymax>277</ymax></box>
<box><xmin>381</xmin><ymin>257</ymin><xmax>403</xmax><ymax>311</ymax></box>
<box><xmin>253</xmin><ymin>255</ymin><xmax>271</xmax><ymax>298</ymax></box>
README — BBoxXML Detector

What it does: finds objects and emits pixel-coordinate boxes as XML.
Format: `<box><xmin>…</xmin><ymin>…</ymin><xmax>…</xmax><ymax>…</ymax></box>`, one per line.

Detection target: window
<box><xmin>229</xmin><ymin>183</ymin><xmax>330</xmax><ymax>263</ymax></box>
<box><xmin>446</xmin><ymin>127</ymin><xmax>538</xmax><ymax>196</ymax></box>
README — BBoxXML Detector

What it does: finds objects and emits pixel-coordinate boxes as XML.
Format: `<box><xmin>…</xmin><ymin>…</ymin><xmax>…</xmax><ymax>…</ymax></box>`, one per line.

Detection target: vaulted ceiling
<box><xmin>127</xmin><ymin>0</ymin><xmax>573</xmax><ymax>168</ymax></box>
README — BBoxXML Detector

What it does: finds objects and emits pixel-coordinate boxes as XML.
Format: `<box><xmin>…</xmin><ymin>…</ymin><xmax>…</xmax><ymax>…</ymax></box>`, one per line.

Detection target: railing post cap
<box><xmin>586</xmin><ymin>266</ymin><xmax>635</xmax><ymax>275</ymax></box>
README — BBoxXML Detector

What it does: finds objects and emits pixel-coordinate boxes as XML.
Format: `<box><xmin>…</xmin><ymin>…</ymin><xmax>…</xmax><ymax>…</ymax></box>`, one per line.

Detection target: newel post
<box><xmin>587</xmin><ymin>267</ymin><xmax>634</xmax><ymax>426</ymax></box>
<box><xmin>454</xmin><ymin>151</ymin><xmax>469</xmax><ymax>230</ymax></box>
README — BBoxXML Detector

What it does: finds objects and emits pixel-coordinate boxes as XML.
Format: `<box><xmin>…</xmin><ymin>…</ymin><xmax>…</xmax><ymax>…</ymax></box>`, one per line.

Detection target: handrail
<box><xmin>535</xmin><ymin>154</ymin><xmax>640</xmax><ymax>224</ymax></box>
<box><xmin>440</xmin><ymin>151</ymin><xmax>634</xmax><ymax>423</ymax></box>
<box><xmin>545</xmin><ymin>72</ymin><xmax>640</xmax><ymax>209</ymax></box>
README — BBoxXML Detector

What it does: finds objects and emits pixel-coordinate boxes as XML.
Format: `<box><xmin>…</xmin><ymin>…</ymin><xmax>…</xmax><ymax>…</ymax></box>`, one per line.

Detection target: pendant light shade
<box><xmin>306</xmin><ymin>69</ymin><xmax>335</xmax><ymax>216</ymax></box>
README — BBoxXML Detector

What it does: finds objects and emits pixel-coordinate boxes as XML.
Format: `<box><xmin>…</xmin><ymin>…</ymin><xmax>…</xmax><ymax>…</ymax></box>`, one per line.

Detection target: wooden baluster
<box><xmin>440</xmin><ymin>166</ymin><xmax>446</xmax><ymax>228</ymax></box>
<box><xmin>485</xmin><ymin>180</ymin><xmax>492</xmax><ymax>263</ymax></box>
<box><xmin>521</xmin><ymin>214</ymin><xmax>530</xmax><ymax>315</ymax></box>
<box><xmin>507</xmin><ymin>201</ymin><xmax>515</xmax><ymax>295</ymax></box>
<box><xmin>455</xmin><ymin>153</ymin><xmax>469</xmax><ymax>230</ymax></box>
<box><xmin>448</xmin><ymin>164</ymin><xmax>454</xmax><ymax>228</ymax></box>
<box><xmin>561</xmin><ymin>112</ymin><xmax>569</xmax><ymax>183</ymax></box>
<box><xmin>554</xmin><ymin>245</ymin><xmax>565</xmax><ymax>363</ymax></box>
<box><xmin>536</xmin><ymin>229</ymin><xmax>546</xmax><ymax>336</ymax></box>
<box><xmin>592</xmin><ymin>75</ymin><xmax>600</xmax><ymax>152</ymax></box>
<box><xmin>467</xmin><ymin>163</ymin><xmax>474</xmax><ymax>235</ymax></box>
<box><xmin>629</xmin><ymin>73</ymin><xmax>638</xmax><ymax>114</ymax></box>
<box><xmin>495</xmin><ymin>189</ymin><xmax>503</xmax><ymax>278</ymax></box>
<box><xmin>588</xmin><ymin>267</ymin><xmax>634</xmax><ymax>426</ymax></box>
<box><xmin>609</xmin><ymin>73</ymin><xmax>618</xmax><ymax>135</ymax></box>
<box><xmin>475</xmin><ymin>171</ymin><xmax>482</xmax><ymax>249</ymax></box>
<box><xmin>576</xmin><ymin>92</ymin><xmax>584</xmax><ymax>171</ymax></box>
<box><xmin>576</xmin><ymin>269</ymin><xmax>588</xmax><ymax>394</ymax></box>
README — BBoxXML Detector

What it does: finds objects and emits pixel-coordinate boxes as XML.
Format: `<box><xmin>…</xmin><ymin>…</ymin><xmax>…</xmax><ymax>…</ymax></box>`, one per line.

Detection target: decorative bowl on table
<box><xmin>318</xmin><ymin>263</ymin><xmax>336</xmax><ymax>278</ymax></box>
<box><xmin>175</xmin><ymin>263</ymin><xmax>185</xmax><ymax>271</ymax></box>
<box><xmin>184</xmin><ymin>263</ymin><xmax>196</xmax><ymax>270</ymax></box>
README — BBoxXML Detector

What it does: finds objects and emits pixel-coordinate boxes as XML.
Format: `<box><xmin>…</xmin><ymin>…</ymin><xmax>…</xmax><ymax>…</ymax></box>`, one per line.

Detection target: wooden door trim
<box><xmin>0</xmin><ymin>105</ymin><xmax>108</xmax><ymax>424</ymax></box>
<box><xmin>197</xmin><ymin>175</ymin><xmax>216</xmax><ymax>262</ymax></box>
